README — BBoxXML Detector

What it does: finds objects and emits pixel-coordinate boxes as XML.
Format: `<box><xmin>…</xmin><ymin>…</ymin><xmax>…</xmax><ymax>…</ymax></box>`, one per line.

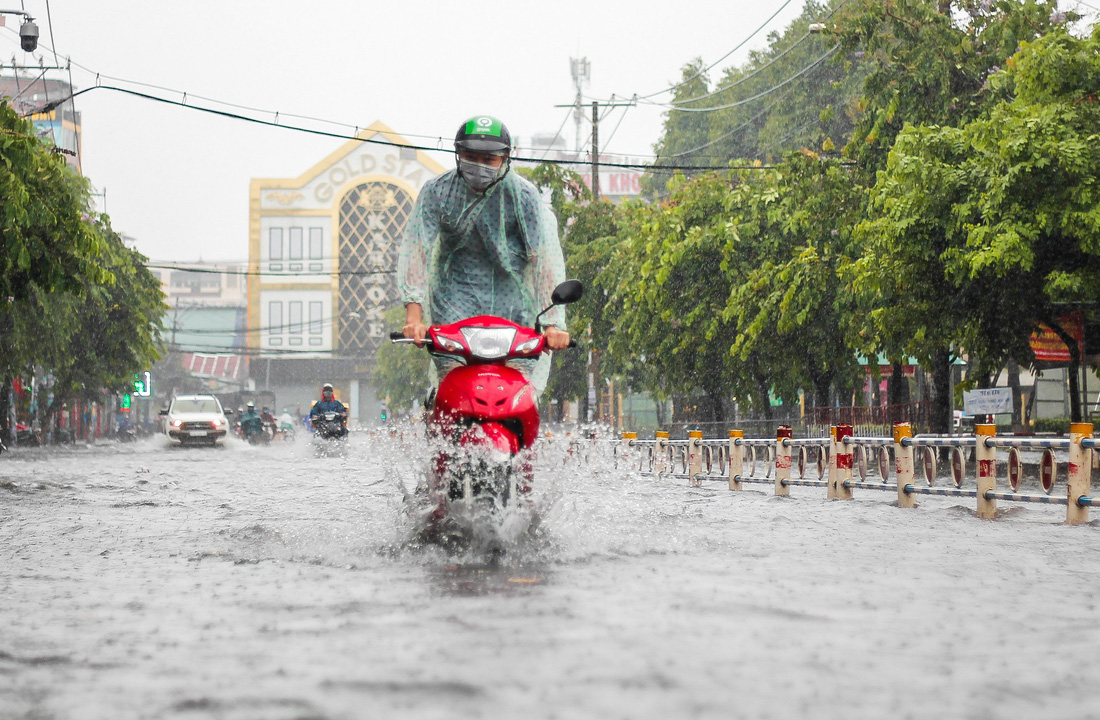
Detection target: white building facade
<box><xmin>248</xmin><ymin>122</ymin><xmax>445</xmax><ymax>423</ymax></box>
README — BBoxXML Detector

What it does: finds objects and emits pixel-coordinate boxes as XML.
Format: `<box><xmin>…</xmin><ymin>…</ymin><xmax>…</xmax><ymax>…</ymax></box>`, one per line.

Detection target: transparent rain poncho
<box><xmin>398</xmin><ymin>169</ymin><xmax>567</xmax><ymax>392</ymax></box>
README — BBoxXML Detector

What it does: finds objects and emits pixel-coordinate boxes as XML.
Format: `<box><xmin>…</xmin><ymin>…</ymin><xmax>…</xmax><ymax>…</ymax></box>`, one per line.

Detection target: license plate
<box><xmin>188</xmin><ymin>430</ymin><xmax>208</xmax><ymax>437</ymax></box>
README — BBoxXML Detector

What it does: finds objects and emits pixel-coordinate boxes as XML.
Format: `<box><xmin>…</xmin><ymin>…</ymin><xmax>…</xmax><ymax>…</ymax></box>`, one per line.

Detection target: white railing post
<box><xmin>775</xmin><ymin>425</ymin><xmax>792</xmax><ymax>496</ymax></box>
<box><xmin>688</xmin><ymin>430</ymin><xmax>703</xmax><ymax>487</ymax></box>
<box><xmin>655</xmin><ymin>430</ymin><xmax>669</xmax><ymax>477</ymax></box>
<box><xmin>975</xmin><ymin>423</ymin><xmax>997</xmax><ymax>519</ymax></box>
<box><xmin>729</xmin><ymin>430</ymin><xmax>743</xmax><ymax>491</ymax></box>
<box><xmin>894</xmin><ymin>422</ymin><xmax>916</xmax><ymax>509</ymax></box>
<box><xmin>1067</xmin><ymin>422</ymin><xmax>1093</xmax><ymax>525</ymax></box>
<box><xmin>836</xmin><ymin>424</ymin><xmax>854</xmax><ymax>500</ymax></box>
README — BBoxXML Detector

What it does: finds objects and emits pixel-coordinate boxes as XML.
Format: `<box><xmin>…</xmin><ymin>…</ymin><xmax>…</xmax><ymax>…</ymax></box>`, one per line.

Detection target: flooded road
<box><xmin>2</xmin><ymin>431</ymin><xmax>1099</xmax><ymax>719</ymax></box>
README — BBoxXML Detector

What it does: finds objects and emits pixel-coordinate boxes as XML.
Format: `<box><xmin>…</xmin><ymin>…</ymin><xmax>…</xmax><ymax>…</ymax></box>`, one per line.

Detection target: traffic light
<box><xmin>120</xmin><ymin>393</ymin><xmax>132</xmax><ymax>411</ymax></box>
<box><xmin>380</xmin><ymin>406</ymin><xmax>388</xmax><ymax>422</ymax></box>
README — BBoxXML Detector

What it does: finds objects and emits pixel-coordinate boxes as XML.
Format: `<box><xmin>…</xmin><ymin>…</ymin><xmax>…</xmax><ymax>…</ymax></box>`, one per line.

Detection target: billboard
<box><xmin>1030</xmin><ymin>312</ymin><xmax>1083</xmax><ymax>363</ymax></box>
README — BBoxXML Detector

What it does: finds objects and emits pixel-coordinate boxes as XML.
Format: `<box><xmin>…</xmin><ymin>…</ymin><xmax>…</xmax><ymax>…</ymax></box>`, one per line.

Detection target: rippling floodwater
<box><xmin>2</xmin><ymin>430</ymin><xmax>1099</xmax><ymax>719</ymax></box>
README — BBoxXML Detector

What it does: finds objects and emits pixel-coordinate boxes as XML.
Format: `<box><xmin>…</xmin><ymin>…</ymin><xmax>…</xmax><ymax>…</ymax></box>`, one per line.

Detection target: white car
<box><xmin>160</xmin><ymin>394</ymin><xmax>230</xmax><ymax>446</ymax></box>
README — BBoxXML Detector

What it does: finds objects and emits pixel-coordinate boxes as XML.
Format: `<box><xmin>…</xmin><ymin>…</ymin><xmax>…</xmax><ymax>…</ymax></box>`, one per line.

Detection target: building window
<box><xmin>289</xmin><ymin>228</ymin><xmax>303</xmax><ymax>260</ymax></box>
<box><xmin>309</xmin><ymin>227</ymin><xmax>323</xmax><ymax>259</ymax></box>
<box><xmin>269</xmin><ymin>301</ymin><xmax>283</xmax><ymax>337</ymax></box>
<box><xmin>289</xmin><ymin>301</ymin><xmax>302</xmax><ymax>334</ymax></box>
<box><xmin>269</xmin><ymin>228</ymin><xmax>284</xmax><ymax>260</ymax></box>
<box><xmin>309</xmin><ymin>301</ymin><xmax>323</xmax><ymax>335</ymax></box>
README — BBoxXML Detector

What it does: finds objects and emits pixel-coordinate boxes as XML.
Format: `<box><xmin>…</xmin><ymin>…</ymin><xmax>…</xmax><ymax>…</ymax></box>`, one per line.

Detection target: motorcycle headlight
<box><xmin>514</xmin><ymin>337</ymin><xmax>542</xmax><ymax>354</ymax></box>
<box><xmin>460</xmin><ymin>327</ymin><xmax>517</xmax><ymax>360</ymax></box>
<box><xmin>435</xmin><ymin>335</ymin><xmax>465</xmax><ymax>353</ymax></box>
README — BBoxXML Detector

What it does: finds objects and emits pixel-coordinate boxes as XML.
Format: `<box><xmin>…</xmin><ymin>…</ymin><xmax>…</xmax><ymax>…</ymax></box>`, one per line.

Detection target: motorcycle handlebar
<box><xmin>390</xmin><ymin>330</ymin><xmax>579</xmax><ymax>350</ymax></box>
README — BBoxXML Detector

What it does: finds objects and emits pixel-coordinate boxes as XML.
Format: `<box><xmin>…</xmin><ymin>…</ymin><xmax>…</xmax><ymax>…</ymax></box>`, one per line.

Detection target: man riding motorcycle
<box><xmin>397</xmin><ymin>115</ymin><xmax>570</xmax><ymax>393</ymax></box>
<box><xmin>260</xmin><ymin>406</ymin><xmax>277</xmax><ymax>438</ymax></box>
<box><xmin>239</xmin><ymin>402</ymin><xmax>264</xmax><ymax>442</ymax></box>
<box><xmin>309</xmin><ymin>383</ymin><xmax>348</xmax><ymax>438</ymax></box>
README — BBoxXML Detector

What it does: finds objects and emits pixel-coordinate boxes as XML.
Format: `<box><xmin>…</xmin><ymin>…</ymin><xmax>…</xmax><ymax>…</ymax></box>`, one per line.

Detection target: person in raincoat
<box><xmin>398</xmin><ymin>115</ymin><xmax>570</xmax><ymax>393</ymax></box>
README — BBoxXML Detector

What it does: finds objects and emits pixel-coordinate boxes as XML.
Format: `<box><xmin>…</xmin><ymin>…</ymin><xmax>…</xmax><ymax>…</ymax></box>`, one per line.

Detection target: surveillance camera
<box><xmin>20</xmin><ymin>18</ymin><xmax>39</xmax><ymax>53</ymax></box>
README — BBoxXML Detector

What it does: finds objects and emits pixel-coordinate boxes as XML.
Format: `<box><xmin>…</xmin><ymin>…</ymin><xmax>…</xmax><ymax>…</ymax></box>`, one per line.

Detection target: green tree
<box><xmin>724</xmin><ymin>153</ymin><xmax>865</xmax><ymax>411</ymax></box>
<box><xmin>0</xmin><ymin>101</ymin><xmax>111</xmax><ymax>301</ymax></box>
<box><xmin>44</xmin><ymin>218</ymin><xmax>166</xmax><ymax>416</ymax></box>
<box><xmin>834</xmin><ymin>0</ymin><xmax>1072</xmax><ymax>177</ymax></box>
<box><xmin>372</xmin><ymin>305</ymin><xmax>431</xmax><ymax>415</ymax></box>
<box><xmin>855</xmin><ymin>25</ymin><xmax>1100</xmax><ymax>424</ymax></box>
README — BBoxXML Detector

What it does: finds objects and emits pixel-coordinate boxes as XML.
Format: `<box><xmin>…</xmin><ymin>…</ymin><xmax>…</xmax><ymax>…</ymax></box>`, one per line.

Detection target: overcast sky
<box><xmin>0</xmin><ymin>0</ymin><xmax>814</xmax><ymax>261</ymax></box>
<box><xmin>2</xmin><ymin>1</ymin><xmax>1096</xmax><ymax>263</ymax></box>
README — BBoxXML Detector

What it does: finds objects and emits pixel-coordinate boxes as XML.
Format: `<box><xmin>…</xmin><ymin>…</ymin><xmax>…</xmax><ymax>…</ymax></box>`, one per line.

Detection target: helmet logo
<box><xmin>463</xmin><ymin>116</ymin><xmax>503</xmax><ymax>137</ymax></box>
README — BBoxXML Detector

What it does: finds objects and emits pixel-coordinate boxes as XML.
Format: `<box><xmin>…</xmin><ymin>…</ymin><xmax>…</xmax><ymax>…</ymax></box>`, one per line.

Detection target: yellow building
<box><xmin>247</xmin><ymin>122</ymin><xmax>445</xmax><ymax>424</ymax></box>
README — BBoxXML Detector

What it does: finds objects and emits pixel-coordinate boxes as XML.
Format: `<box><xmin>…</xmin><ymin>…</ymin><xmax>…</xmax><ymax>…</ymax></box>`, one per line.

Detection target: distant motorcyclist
<box><xmin>309</xmin><ymin>383</ymin><xmax>348</xmax><ymax>438</ymax></box>
<box><xmin>277</xmin><ymin>407</ymin><xmax>296</xmax><ymax>438</ymax></box>
<box><xmin>260</xmin><ymin>406</ymin><xmax>277</xmax><ymax>428</ymax></box>
<box><xmin>239</xmin><ymin>402</ymin><xmax>263</xmax><ymax>441</ymax></box>
<box><xmin>116</xmin><ymin>414</ymin><xmax>136</xmax><ymax>442</ymax></box>
<box><xmin>309</xmin><ymin>384</ymin><xmax>344</xmax><ymax>418</ymax></box>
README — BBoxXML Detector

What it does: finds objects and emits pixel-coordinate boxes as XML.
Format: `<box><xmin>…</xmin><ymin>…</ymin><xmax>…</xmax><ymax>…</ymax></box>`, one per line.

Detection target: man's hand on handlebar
<box><xmin>403</xmin><ymin>302</ymin><xmax>429</xmax><ymax>347</ymax></box>
<box><xmin>543</xmin><ymin>326</ymin><xmax>571</xmax><ymax>351</ymax></box>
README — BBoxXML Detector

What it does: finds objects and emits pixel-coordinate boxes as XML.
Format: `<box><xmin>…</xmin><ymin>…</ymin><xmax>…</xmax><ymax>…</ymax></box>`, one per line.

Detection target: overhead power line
<box><xmin>634</xmin><ymin>0</ymin><xmax>799</xmax><ymax>101</ymax></box>
<box><xmin>27</xmin><ymin>84</ymin><xmax>786</xmax><ymax>172</ymax></box>
<box><xmin>144</xmin><ymin>263</ymin><xmax>394</xmax><ymax>278</ymax></box>
<box><xmin>640</xmin><ymin>44</ymin><xmax>840</xmax><ymax>113</ymax></box>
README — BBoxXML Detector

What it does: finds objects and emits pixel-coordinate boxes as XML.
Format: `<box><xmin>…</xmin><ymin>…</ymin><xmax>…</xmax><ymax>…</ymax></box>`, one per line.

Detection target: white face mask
<box><xmin>458</xmin><ymin>158</ymin><xmax>504</xmax><ymax>191</ymax></box>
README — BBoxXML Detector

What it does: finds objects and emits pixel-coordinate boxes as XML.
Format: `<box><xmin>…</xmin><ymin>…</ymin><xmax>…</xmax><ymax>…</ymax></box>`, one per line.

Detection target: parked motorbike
<box><xmin>390</xmin><ymin>279</ymin><xmax>583</xmax><ymax>547</ymax></box>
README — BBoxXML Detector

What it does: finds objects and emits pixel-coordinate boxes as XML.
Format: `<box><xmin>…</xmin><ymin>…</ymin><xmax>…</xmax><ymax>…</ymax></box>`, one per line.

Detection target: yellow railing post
<box><xmin>729</xmin><ymin>430</ymin><xmax>743</xmax><ymax>491</ymax></box>
<box><xmin>975</xmin><ymin>424</ymin><xmax>997</xmax><ymax>519</ymax></box>
<box><xmin>835</xmin><ymin>424</ymin><xmax>854</xmax><ymax>500</ymax></box>
<box><xmin>1067</xmin><ymin>422</ymin><xmax>1093</xmax><ymax>525</ymax></box>
<box><xmin>894</xmin><ymin>423</ymin><xmax>916</xmax><ymax>509</ymax></box>
<box><xmin>655</xmin><ymin>430</ymin><xmax>669</xmax><ymax>477</ymax></box>
<box><xmin>621</xmin><ymin>432</ymin><xmax>636</xmax><ymax>472</ymax></box>
<box><xmin>688</xmin><ymin>430</ymin><xmax>703</xmax><ymax>487</ymax></box>
<box><xmin>827</xmin><ymin>425</ymin><xmax>838</xmax><ymax>499</ymax></box>
<box><xmin>775</xmin><ymin>426</ymin><xmax>792</xmax><ymax>496</ymax></box>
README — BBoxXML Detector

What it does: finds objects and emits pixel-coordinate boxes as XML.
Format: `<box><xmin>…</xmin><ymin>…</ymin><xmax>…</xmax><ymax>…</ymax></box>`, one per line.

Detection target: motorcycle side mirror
<box><xmin>551</xmin><ymin>279</ymin><xmax>584</xmax><ymax>305</ymax></box>
<box><xmin>535</xmin><ymin>279</ymin><xmax>584</xmax><ymax>333</ymax></box>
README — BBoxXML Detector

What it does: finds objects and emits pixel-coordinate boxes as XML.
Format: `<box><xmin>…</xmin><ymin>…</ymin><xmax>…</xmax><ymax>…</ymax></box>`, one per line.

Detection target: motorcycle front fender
<box><xmin>460</xmin><ymin>421</ymin><xmax>520</xmax><ymax>455</ymax></box>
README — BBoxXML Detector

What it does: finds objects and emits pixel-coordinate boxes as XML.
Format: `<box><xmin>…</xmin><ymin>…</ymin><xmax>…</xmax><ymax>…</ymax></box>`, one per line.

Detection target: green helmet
<box><xmin>454</xmin><ymin>115</ymin><xmax>512</xmax><ymax>155</ymax></box>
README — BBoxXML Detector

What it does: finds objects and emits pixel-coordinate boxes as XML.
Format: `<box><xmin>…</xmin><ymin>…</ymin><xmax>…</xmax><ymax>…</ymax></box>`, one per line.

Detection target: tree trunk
<box><xmin>887</xmin><ymin>361</ymin><xmax>911</xmax><ymax>425</ymax></box>
<box><xmin>1043</xmin><ymin>315</ymin><xmax>1082</xmax><ymax>421</ymax></box>
<box><xmin>754</xmin><ymin>374</ymin><xmax>773</xmax><ymax>422</ymax></box>
<box><xmin>700</xmin><ymin>382</ymin><xmax>726</xmax><ymax>426</ymax></box>
<box><xmin>930</xmin><ymin>348</ymin><xmax>953</xmax><ymax>435</ymax></box>
<box><xmin>812</xmin><ymin>370</ymin><xmax>833</xmax><ymax>425</ymax></box>
<box><xmin>0</xmin><ymin>376</ymin><xmax>10</xmax><ymax>443</ymax></box>
<box><xmin>1007</xmin><ymin>358</ymin><xmax>1022</xmax><ymax>430</ymax></box>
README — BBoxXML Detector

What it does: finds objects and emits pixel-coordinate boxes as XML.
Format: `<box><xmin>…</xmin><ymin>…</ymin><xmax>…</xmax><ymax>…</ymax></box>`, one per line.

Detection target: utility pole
<box><xmin>591</xmin><ymin>101</ymin><xmax>600</xmax><ymax>201</ymax></box>
<box><xmin>569</xmin><ymin>57</ymin><xmax>590</xmax><ymax>154</ymax></box>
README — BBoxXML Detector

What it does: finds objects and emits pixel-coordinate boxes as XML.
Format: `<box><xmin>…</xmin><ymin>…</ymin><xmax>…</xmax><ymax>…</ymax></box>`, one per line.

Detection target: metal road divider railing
<box><xmin>618</xmin><ymin>422</ymin><xmax>1096</xmax><ymax>525</ymax></box>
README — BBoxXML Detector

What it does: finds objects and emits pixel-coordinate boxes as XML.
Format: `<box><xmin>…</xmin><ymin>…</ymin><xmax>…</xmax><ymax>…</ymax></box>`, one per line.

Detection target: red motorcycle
<box><xmin>391</xmin><ymin>280</ymin><xmax>583</xmax><ymax>543</ymax></box>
